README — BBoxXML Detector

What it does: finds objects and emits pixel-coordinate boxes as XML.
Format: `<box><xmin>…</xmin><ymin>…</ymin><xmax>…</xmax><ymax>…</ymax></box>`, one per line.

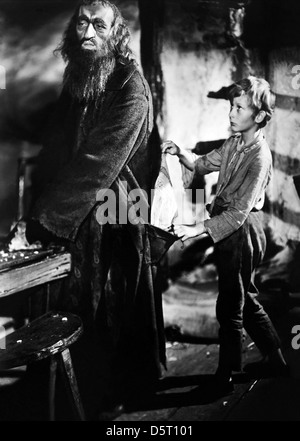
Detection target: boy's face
<box><xmin>229</xmin><ymin>94</ymin><xmax>257</xmax><ymax>133</ymax></box>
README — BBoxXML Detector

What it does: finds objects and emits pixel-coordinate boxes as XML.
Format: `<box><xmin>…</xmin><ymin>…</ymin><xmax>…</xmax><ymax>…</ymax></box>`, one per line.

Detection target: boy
<box><xmin>162</xmin><ymin>76</ymin><xmax>288</xmax><ymax>395</ymax></box>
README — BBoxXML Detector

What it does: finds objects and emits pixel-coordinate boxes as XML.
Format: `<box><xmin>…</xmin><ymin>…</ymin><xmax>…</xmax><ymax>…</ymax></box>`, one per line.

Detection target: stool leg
<box><xmin>49</xmin><ymin>356</ymin><xmax>58</xmax><ymax>421</ymax></box>
<box><xmin>59</xmin><ymin>348</ymin><xmax>86</xmax><ymax>421</ymax></box>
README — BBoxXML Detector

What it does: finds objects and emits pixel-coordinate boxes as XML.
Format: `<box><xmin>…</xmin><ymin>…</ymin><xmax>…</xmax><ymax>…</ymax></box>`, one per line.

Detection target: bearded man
<box><xmin>10</xmin><ymin>0</ymin><xmax>173</xmax><ymax>419</ymax></box>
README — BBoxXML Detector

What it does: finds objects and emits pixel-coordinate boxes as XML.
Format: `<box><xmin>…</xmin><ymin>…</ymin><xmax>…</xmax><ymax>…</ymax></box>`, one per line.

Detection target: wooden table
<box><xmin>0</xmin><ymin>250</ymin><xmax>71</xmax><ymax>299</ymax></box>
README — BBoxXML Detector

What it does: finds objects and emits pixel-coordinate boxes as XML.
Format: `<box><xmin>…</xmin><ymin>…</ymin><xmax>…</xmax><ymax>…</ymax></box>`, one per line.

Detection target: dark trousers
<box><xmin>214</xmin><ymin>210</ymin><xmax>281</xmax><ymax>372</ymax></box>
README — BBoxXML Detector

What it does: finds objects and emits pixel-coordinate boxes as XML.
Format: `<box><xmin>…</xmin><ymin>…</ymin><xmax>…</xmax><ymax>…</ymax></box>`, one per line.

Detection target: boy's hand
<box><xmin>161</xmin><ymin>140</ymin><xmax>181</xmax><ymax>156</ymax></box>
<box><xmin>173</xmin><ymin>222</ymin><xmax>207</xmax><ymax>242</ymax></box>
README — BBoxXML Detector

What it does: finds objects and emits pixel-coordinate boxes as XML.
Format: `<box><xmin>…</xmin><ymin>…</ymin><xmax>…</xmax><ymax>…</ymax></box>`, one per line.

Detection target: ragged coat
<box><xmin>30</xmin><ymin>57</ymin><xmax>173</xmax><ymax>382</ymax></box>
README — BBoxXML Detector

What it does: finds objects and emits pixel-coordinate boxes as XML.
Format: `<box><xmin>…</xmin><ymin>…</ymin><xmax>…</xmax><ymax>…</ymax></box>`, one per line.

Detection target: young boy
<box><xmin>161</xmin><ymin>76</ymin><xmax>288</xmax><ymax>395</ymax></box>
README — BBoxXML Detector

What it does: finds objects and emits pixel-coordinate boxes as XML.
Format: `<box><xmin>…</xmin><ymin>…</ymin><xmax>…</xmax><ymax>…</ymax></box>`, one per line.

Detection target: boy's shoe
<box><xmin>189</xmin><ymin>373</ymin><xmax>234</xmax><ymax>402</ymax></box>
<box><xmin>97</xmin><ymin>403</ymin><xmax>125</xmax><ymax>421</ymax></box>
<box><xmin>243</xmin><ymin>360</ymin><xmax>290</xmax><ymax>378</ymax></box>
<box><xmin>213</xmin><ymin>373</ymin><xmax>234</xmax><ymax>397</ymax></box>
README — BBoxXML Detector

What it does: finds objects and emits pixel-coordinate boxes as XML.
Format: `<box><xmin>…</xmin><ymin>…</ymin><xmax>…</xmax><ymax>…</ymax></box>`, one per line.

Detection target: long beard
<box><xmin>63</xmin><ymin>40</ymin><xmax>116</xmax><ymax>104</ymax></box>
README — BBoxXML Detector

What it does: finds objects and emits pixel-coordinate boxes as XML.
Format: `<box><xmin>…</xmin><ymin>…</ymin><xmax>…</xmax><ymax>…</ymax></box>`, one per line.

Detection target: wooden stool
<box><xmin>0</xmin><ymin>311</ymin><xmax>85</xmax><ymax>421</ymax></box>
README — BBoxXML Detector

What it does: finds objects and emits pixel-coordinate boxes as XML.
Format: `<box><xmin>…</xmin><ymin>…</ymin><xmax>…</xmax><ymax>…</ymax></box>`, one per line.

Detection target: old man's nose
<box><xmin>84</xmin><ymin>22</ymin><xmax>96</xmax><ymax>38</ymax></box>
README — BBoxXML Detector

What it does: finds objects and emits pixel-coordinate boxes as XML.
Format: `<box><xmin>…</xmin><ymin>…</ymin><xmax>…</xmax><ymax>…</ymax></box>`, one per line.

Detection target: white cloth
<box><xmin>151</xmin><ymin>153</ymin><xmax>198</xmax><ymax>230</ymax></box>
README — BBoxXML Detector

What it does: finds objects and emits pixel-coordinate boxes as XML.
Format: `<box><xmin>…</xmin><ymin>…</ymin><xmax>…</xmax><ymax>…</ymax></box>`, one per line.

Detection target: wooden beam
<box><xmin>138</xmin><ymin>0</ymin><xmax>165</xmax><ymax>123</ymax></box>
<box><xmin>195</xmin><ymin>0</ymin><xmax>248</xmax><ymax>7</ymax></box>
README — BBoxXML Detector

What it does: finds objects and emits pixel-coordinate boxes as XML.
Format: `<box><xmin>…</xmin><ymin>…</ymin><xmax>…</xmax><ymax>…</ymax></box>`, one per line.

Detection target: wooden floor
<box><xmin>0</xmin><ymin>291</ymin><xmax>300</xmax><ymax>423</ymax></box>
<box><xmin>115</xmin><ymin>301</ymin><xmax>300</xmax><ymax>423</ymax></box>
<box><xmin>115</xmin><ymin>338</ymin><xmax>261</xmax><ymax>422</ymax></box>
<box><xmin>0</xmin><ymin>336</ymin><xmax>260</xmax><ymax>422</ymax></box>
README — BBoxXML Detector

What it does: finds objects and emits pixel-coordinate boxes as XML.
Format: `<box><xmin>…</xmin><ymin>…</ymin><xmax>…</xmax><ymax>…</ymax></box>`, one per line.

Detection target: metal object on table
<box><xmin>0</xmin><ymin>249</ymin><xmax>54</xmax><ymax>272</ymax></box>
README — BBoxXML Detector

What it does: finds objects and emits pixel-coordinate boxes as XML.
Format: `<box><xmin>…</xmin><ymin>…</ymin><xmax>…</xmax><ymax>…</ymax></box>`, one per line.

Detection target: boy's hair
<box><xmin>228</xmin><ymin>76</ymin><xmax>276</xmax><ymax>128</ymax></box>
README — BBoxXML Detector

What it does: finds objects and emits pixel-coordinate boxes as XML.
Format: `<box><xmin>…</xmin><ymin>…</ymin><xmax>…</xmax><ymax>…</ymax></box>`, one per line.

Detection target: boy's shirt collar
<box><xmin>235</xmin><ymin>130</ymin><xmax>264</xmax><ymax>153</ymax></box>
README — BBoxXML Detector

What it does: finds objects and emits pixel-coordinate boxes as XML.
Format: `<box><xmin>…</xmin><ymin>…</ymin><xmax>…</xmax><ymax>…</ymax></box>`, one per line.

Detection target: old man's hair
<box><xmin>56</xmin><ymin>0</ymin><xmax>133</xmax><ymax>62</ymax></box>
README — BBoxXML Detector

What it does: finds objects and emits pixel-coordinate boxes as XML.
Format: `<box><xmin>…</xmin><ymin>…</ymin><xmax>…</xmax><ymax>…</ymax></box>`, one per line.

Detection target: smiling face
<box><xmin>229</xmin><ymin>94</ymin><xmax>258</xmax><ymax>134</ymax></box>
<box><xmin>76</xmin><ymin>3</ymin><xmax>114</xmax><ymax>57</ymax></box>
